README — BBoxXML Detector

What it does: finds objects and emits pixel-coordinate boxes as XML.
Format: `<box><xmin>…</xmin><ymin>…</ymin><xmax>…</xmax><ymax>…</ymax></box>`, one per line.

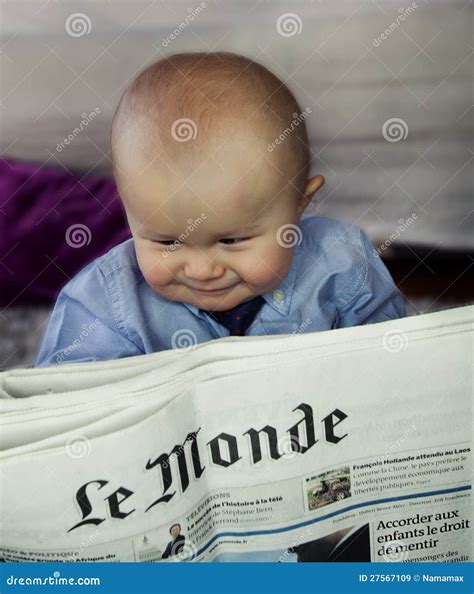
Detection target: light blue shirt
<box><xmin>35</xmin><ymin>215</ymin><xmax>406</xmax><ymax>367</ymax></box>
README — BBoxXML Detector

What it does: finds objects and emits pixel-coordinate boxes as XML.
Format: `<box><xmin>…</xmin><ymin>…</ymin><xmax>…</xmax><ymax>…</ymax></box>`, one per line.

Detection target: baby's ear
<box><xmin>297</xmin><ymin>175</ymin><xmax>325</xmax><ymax>215</ymax></box>
<box><xmin>305</xmin><ymin>175</ymin><xmax>325</xmax><ymax>198</ymax></box>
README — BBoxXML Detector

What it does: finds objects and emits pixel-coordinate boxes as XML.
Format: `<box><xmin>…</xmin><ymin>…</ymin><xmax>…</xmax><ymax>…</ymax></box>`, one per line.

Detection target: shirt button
<box><xmin>273</xmin><ymin>290</ymin><xmax>285</xmax><ymax>302</ymax></box>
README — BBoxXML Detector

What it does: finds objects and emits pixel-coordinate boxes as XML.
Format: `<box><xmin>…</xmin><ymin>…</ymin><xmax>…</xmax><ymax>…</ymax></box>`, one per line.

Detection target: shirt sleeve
<box><xmin>335</xmin><ymin>229</ymin><xmax>407</xmax><ymax>328</ymax></box>
<box><xmin>35</xmin><ymin>262</ymin><xmax>144</xmax><ymax>367</ymax></box>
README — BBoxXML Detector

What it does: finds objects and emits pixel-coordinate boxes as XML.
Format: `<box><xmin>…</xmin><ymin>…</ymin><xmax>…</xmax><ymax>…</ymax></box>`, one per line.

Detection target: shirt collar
<box><xmin>260</xmin><ymin>238</ymin><xmax>301</xmax><ymax>316</ymax></box>
<box><xmin>181</xmin><ymin>236</ymin><xmax>302</xmax><ymax>320</ymax></box>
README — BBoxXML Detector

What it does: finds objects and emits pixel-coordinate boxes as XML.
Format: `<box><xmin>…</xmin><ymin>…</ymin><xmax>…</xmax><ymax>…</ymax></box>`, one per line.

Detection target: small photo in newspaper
<box><xmin>305</xmin><ymin>466</ymin><xmax>351</xmax><ymax>511</ymax></box>
<box><xmin>133</xmin><ymin>521</ymin><xmax>196</xmax><ymax>563</ymax></box>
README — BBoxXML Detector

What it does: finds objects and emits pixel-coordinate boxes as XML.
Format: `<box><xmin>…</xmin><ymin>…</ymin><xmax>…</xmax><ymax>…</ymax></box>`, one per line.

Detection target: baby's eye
<box><xmin>153</xmin><ymin>239</ymin><xmax>180</xmax><ymax>246</ymax></box>
<box><xmin>219</xmin><ymin>237</ymin><xmax>248</xmax><ymax>245</ymax></box>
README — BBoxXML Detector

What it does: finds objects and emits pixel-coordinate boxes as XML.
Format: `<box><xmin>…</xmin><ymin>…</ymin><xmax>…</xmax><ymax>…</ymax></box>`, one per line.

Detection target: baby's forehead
<box><xmin>121</xmin><ymin>125</ymin><xmax>292</xmax><ymax>222</ymax></box>
<box><xmin>126</xmin><ymin>168</ymin><xmax>277</xmax><ymax>231</ymax></box>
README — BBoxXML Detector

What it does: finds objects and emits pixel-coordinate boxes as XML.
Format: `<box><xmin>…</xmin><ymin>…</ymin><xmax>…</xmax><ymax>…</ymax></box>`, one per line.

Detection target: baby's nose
<box><xmin>183</xmin><ymin>258</ymin><xmax>224</xmax><ymax>281</ymax></box>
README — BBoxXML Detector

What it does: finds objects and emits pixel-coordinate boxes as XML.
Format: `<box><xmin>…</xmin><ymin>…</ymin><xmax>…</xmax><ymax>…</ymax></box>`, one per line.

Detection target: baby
<box><xmin>35</xmin><ymin>52</ymin><xmax>406</xmax><ymax>367</ymax></box>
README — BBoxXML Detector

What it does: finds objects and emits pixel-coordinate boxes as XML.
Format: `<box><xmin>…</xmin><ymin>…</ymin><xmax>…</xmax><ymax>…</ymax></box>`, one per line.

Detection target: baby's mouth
<box><xmin>188</xmin><ymin>283</ymin><xmax>239</xmax><ymax>294</ymax></box>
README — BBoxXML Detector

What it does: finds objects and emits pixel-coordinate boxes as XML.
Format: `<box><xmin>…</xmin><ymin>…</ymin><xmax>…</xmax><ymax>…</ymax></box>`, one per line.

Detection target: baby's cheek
<box><xmin>136</xmin><ymin>247</ymin><xmax>176</xmax><ymax>288</ymax></box>
<box><xmin>243</xmin><ymin>247</ymin><xmax>293</xmax><ymax>288</ymax></box>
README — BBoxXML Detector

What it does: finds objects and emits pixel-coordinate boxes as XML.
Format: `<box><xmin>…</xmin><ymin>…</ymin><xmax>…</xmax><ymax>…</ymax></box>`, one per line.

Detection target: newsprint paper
<box><xmin>0</xmin><ymin>306</ymin><xmax>471</xmax><ymax>563</ymax></box>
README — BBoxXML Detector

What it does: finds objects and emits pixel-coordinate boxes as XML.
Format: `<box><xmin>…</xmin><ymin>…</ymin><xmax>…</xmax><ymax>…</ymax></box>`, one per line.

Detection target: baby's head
<box><xmin>111</xmin><ymin>52</ymin><xmax>324</xmax><ymax>312</ymax></box>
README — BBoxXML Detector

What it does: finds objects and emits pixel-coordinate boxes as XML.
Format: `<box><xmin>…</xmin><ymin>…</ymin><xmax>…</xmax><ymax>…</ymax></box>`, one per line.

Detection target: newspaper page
<box><xmin>0</xmin><ymin>306</ymin><xmax>471</xmax><ymax>562</ymax></box>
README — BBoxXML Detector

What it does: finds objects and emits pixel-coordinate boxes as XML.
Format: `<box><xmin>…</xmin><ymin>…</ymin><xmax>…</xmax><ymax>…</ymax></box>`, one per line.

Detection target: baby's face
<box><xmin>117</xmin><ymin>132</ymin><xmax>306</xmax><ymax>312</ymax></box>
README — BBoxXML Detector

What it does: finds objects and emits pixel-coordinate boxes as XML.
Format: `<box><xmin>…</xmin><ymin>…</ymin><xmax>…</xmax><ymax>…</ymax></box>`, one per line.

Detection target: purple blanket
<box><xmin>0</xmin><ymin>157</ymin><xmax>130</xmax><ymax>306</ymax></box>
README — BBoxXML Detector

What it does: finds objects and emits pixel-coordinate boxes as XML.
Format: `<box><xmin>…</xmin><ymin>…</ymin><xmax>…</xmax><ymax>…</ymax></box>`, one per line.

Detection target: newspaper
<box><xmin>0</xmin><ymin>306</ymin><xmax>471</xmax><ymax>563</ymax></box>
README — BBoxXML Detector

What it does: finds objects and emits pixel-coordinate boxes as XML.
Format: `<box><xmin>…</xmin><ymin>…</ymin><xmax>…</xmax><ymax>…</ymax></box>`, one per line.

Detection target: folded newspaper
<box><xmin>0</xmin><ymin>306</ymin><xmax>472</xmax><ymax>563</ymax></box>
